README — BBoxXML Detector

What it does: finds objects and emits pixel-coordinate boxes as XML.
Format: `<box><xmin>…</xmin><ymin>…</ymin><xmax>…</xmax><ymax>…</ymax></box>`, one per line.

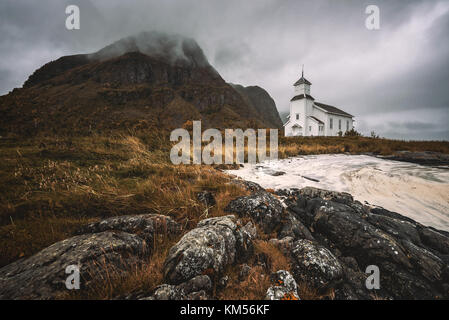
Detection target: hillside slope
<box><xmin>231</xmin><ymin>84</ymin><xmax>283</xmax><ymax>129</ymax></box>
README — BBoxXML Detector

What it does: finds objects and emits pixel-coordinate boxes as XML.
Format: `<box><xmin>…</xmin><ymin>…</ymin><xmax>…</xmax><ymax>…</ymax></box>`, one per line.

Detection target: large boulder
<box><xmin>278</xmin><ymin>211</ymin><xmax>314</xmax><ymax>241</ymax></box>
<box><xmin>229</xmin><ymin>179</ymin><xmax>265</xmax><ymax>193</ymax></box>
<box><xmin>148</xmin><ymin>275</ymin><xmax>212</xmax><ymax>300</ymax></box>
<box><xmin>77</xmin><ymin>214</ymin><xmax>181</xmax><ymax>244</ymax></box>
<box><xmin>163</xmin><ymin>215</ymin><xmax>254</xmax><ymax>285</ymax></box>
<box><xmin>235</xmin><ymin>221</ymin><xmax>257</xmax><ymax>262</ymax></box>
<box><xmin>225</xmin><ymin>191</ymin><xmax>283</xmax><ymax>233</ymax></box>
<box><xmin>290</xmin><ymin>239</ymin><xmax>343</xmax><ymax>291</ymax></box>
<box><xmin>0</xmin><ymin>231</ymin><xmax>148</xmax><ymax>299</ymax></box>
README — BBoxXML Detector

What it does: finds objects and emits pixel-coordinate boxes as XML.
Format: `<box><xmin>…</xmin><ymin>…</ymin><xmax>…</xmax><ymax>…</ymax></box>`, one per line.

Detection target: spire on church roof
<box><xmin>294</xmin><ymin>64</ymin><xmax>311</xmax><ymax>86</ymax></box>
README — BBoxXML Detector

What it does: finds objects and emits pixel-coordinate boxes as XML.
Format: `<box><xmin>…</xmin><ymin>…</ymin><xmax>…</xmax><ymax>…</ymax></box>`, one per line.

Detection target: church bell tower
<box><xmin>294</xmin><ymin>65</ymin><xmax>311</xmax><ymax>96</ymax></box>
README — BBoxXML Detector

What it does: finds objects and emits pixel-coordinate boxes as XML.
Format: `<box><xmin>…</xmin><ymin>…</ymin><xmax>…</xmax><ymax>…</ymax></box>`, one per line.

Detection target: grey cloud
<box><xmin>398</xmin><ymin>122</ymin><xmax>436</xmax><ymax>131</ymax></box>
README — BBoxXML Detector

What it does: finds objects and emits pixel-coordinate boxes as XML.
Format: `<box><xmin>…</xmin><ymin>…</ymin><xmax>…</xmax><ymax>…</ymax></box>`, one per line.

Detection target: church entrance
<box><xmin>292</xmin><ymin>124</ymin><xmax>303</xmax><ymax>136</ymax></box>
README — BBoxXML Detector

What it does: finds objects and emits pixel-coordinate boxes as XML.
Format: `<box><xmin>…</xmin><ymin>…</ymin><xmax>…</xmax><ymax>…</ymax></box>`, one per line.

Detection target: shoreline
<box><xmin>225</xmin><ymin>153</ymin><xmax>449</xmax><ymax>232</ymax></box>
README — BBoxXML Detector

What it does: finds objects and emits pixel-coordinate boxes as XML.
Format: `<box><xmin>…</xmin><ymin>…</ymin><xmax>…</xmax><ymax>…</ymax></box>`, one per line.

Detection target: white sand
<box><xmin>226</xmin><ymin>154</ymin><xmax>449</xmax><ymax>231</ymax></box>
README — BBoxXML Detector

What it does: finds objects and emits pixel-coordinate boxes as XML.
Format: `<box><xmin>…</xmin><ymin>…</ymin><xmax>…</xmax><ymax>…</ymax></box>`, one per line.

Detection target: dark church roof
<box><xmin>293</xmin><ymin>76</ymin><xmax>312</xmax><ymax>86</ymax></box>
<box><xmin>315</xmin><ymin>102</ymin><xmax>353</xmax><ymax>117</ymax></box>
<box><xmin>308</xmin><ymin>116</ymin><xmax>324</xmax><ymax>124</ymax></box>
<box><xmin>291</xmin><ymin>94</ymin><xmax>315</xmax><ymax>101</ymax></box>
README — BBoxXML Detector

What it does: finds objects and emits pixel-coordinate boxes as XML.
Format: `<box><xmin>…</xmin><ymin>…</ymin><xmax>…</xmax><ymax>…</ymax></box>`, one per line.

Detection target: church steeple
<box><xmin>294</xmin><ymin>65</ymin><xmax>311</xmax><ymax>86</ymax></box>
<box><xmin>293</xmin><ymin>65</ymin><xmax>312</xmax><ymax>96</ymax></box>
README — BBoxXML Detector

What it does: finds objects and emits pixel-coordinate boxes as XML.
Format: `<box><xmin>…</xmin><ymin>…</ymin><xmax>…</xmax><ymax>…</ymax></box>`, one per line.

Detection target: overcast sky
<box><xmin>1</xmin><ymin>0</ymin><xmax>448</xmax><ymax>140</ymax></box>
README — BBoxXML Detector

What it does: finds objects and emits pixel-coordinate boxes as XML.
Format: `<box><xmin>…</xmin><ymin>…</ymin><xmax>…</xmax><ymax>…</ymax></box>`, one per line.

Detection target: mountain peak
<box><xmin>91</xmin><ymin>31</ymin><xmax>211</xmax><ymax>68</ymax></box>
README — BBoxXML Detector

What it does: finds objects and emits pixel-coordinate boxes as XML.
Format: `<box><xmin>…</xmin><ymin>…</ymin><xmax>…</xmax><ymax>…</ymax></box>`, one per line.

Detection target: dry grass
<box><xmin>0</xmin><ymin>134</ymin><xmax>247</xmax><ymax>267</ymax></box>
<box><xmin>217</xmin><ymin>265</ymin><xmax>271</xmax><ymax>300</ymax></box>
<box><xmin>277</xmin><ymin>136</ymin><xmax>449</xmax><ymax>157</ymax></box>
<box><xmin>216</xmin><ymin>240</ymin><xmax>291</xmax><ymax>300</ymax></box>
<box><xmin>253</xmin><ymin>240</ymin><xmax>291</xmax><ymax>273</ymax></box>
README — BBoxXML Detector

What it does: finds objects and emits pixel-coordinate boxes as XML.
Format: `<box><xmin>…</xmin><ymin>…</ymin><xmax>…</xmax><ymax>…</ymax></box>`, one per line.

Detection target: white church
<box><xmin>284</xmin><ymin>69</ymin><xmax>354</xmax><ymax>137</ymax></box>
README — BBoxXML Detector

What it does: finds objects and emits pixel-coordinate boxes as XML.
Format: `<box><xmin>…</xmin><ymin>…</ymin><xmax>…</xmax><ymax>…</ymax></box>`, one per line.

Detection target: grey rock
<box><xmin>380</xmin><ymin>151</ymin><xmax>449</xmax><ymax>167</ymax></box>
<box><xmin>367</xmin><ymin>213</ymin><xmax>421</xmax><ymax>244</ymax></box>
<box><xmin>309</xmin><ymin>199</ymin><xmax>414</xmax><ymax>270</ymax></box>
<box><xmin>225</xmin><ymin>191</ymin><xmax>283</xmax><ymax>233</ymax></box>
<box><xmin>370</xmin><ymin>207</ymin><xmax>417</xmax><ymax>225</ymax></box>
<box><xmin>150</xmin><ymin>275</ymin><xmax>212</xmax><ymax>300</ymax></box>
<box><xmin>291</xmin><ymin>239</ymin><xmax>343</xmax><ymax>291</ymax></box>
<box><xmin>284</xmin><ymin>186</ymin><xmax>449</xmax><ymax>299</ymax></box>
<box><xmin>279</xmin><ymin>211</ymin><xmax>314</xmax><ymax>241</ymax></box>
<box><xmin>265</xmin><ymin>270</ymin><xmax>300</xmax><ymax>300</ymax></box>
<box><xmin>298</xmin><ymin>187</ymin><xmax>354</xmax><ymax>205</ymax></box>
<box><xmin>197</xmin><ymin>191</ymin><xmax>216</xmax><ymax>207</ymax></box>
<box><xmin>185</xmin><ymin>290</ymin><xmax>209</xmax><ymax>300</ymax></box>
<box><xmin>163</xmin><ymin>215</ymin><xmax>238</xmax><ymax>284</ymax></box>
<box><xmin>400</xmin><ymin>240</ymin><xmax>445</xmax><ymax>283</ymax></box>
<box><xmin>418</xmin><ymin>226</ymin><xmax>449</xmax><ymax>255</ymax></box>
<box><xmin>77</xmin><ymin>214</ymin><xmax>181</xmax><ymax>244</ymax></box>
<box><xmin>0</xmin><ymin>231</ymin><xmax>148</xmax><ymax>299</ymax></box>
<box><xmin>229</xmin><ymin>179</ymin><xmax>264</xmax><ymax>193</ymax></box>
<box><xmin>235</xmin><ymin>221</ymin><xmax>257</xmax><ymax>262</ymax></box>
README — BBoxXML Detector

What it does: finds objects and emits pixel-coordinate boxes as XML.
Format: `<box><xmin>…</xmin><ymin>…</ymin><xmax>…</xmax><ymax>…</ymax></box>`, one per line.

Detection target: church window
<box><xmin>309</xmin><ymin>126</ymin><xmax>311</xmax><ymax>132</ymax></box>
<box><xmin>296</xmin><ymin>114</ymin><xmax>299</xmax><ymax>120</ymax></box>
<box><xmin>339</xmin><ymin>119</ymin><xmax>341</xmax><ymax>130</ymax></box>
<box><xmin>346</xmin><ymin>120</ymin><xmax>349</xmax><ymax>131</ymax></box>
<box><xmin>330</xmin><ymin>118</ymin><xmax>333</xmax><ymax>129</ymax></box>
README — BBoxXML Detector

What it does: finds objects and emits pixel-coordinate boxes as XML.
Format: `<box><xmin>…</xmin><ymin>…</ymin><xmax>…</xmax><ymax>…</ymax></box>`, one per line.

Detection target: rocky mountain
<box><xmin>0</xmin><ymin>31</ymin><xmax>282</xmax><ymax>136</ymax></box>
<box><xmin>231</xmin><ymin>84</ymin><xmax>283</xmax><ymax>129</ymax></box>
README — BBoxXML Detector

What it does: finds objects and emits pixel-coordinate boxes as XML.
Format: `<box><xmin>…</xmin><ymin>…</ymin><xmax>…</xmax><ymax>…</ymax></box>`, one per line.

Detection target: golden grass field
<box><xmin>1</xmin><ymin>132</ymin><xmax>448</xmax><ymax>299</ymax></box>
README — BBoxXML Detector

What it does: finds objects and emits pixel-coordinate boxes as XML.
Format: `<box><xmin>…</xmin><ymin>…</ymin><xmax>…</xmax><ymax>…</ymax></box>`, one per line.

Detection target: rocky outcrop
<box><xmin>163</xmin><ymin>215</ymin><xmax>256</xmax><ymax>285</ymax></box>
<box><xmin>278</xmin><ymin>186</ymin><xmax>449</xmax><ymax>299</ymax></box>
<box><xmin>0</xmin><ymin>213</ymin><xmax>181</xmax><ymax>300</ymax></box>
<box><xmin>225</xmin><ymin>191</ymin><xmax>283</xmax><ymax>233</ymax></box>
<box><xmin>2</xmin><ymin>182</ymin><xmax>448</xmax><ymax>300</ymax></box>
<box><xmin>380</xmin><ymin>151</ymin><xmax>449</xmax><ymax>167</ymax></box>
<box><xmin>0</xmin><ymin>231</ymin><xmax>148</xmax><ymax>299</ymax></box>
